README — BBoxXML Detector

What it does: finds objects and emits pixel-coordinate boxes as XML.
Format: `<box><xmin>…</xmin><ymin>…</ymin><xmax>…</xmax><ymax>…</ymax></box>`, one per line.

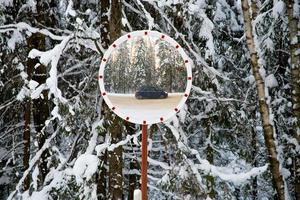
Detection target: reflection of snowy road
<box><xmin>107</xmin><ymin>93</ymin><xmax>183</xmax><ymax>123</ymax></box>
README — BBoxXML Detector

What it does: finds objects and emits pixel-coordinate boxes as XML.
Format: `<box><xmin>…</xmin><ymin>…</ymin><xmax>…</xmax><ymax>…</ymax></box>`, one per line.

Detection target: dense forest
<box><xmin>0</xmin><ymin>0</ymin><xmax>299</xmax><ymax>200</ymax></box>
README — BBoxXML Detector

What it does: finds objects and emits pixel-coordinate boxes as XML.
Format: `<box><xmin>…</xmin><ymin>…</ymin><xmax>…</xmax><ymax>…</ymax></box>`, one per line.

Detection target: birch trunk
<box><xmin>241</xmin><ymin>1</ymin><xmax>285</xmax><ymax>199</ymax></box>
<box><xmin>286</xmin><ymin>0</ymin><xmax>300</xmax><ymax>199</ymax></box>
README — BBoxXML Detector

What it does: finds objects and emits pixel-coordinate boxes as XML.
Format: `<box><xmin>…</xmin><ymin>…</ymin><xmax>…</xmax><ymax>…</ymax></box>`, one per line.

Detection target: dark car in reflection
<box><xmin>135</xmin><ymin>85</ymin><xmax>168</xmax><ymax>99</ymax></box>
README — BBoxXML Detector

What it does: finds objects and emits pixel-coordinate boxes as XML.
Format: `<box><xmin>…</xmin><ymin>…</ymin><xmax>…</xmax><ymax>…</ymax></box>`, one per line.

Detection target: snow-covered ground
<box><xmin>107</xmin><ymin>93</ymin><xmax>183</xmax><ymax>123</ymax></box>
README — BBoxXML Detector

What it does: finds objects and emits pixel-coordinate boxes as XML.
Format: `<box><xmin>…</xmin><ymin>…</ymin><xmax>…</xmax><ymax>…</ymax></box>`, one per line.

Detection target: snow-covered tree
<box><xmin>0</xmin><ymin>0</ymin><xmax>299</xmax><ymax>200</ymax></box>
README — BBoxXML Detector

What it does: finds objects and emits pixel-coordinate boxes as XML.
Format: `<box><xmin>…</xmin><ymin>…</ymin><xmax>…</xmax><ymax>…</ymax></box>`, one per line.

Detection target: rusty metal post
<box><xmin>141</xmin><ymin>124</ymin><xmax>148</xmax><ymax>200</ymax></box>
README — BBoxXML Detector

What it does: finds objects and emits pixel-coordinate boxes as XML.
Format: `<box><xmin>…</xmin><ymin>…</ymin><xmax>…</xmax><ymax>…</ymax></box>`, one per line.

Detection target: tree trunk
<box><xmin>107</xmin><ymin>114</ymin><xmax>123</xmax><ymax>200</ymax></box>
<box><xmin>22</xmin><ymin>49</ymin><xmax>35</xmax><ymax>190</ymax></box>
<box><xmin>22</xmin><ymin>0</ymin><xmax>54</xmax><ymax>192</ymax></box>
<box><xmin>31</xmin><ymin>1</ymin><xmax>54</xmax><ymax>184</ymax></box>
<box><xmin>107</xmin><ymin>0</ymin><xmax>123</xmax><ymax>199</ymax></box>
<box><xmin>205</xmin><ymin>120</ymin><xmax>215</xmax><ymax>199</ymax></box>
<box><xmin>23</xmin><ymin>26</ymin><xmax>48</xmax><ymax>188</ymax></box>
<box><xmin>28</xmin><ymin>31</ymin><xmax>50</xmax><ymax>184</ymax></box>
<box><xmin>251</xmin><ymin>127</ymin><xmax>258</xmax><ymax>199</ymax></box>
<box><xmin>241</xmin><ymin>1</ymin><xmax>285</xmax><ymax>199</ymax></box>
<box><xmin>109</xmin><ymin>0</ymin><xmax>122</xmax><ymax>43</ymax></box>
<box><xmin>32</xmin><ymin>61</ymin><xmax>50</xmax><ymax>183</ymax></box>
<box><xmin>286</xmin><ymin>1</ymin><xmax>300</xmax><ymax>199</ymax></box>
<box><xmin>23</xmin><ymin>98</ymin><xmax>31</xmax><ymax>191</ymax></box>
<box><xmin>125</xmin><ymin>122</ymin><xmax>139</xmax><ymax>200</ymax></box>
<box><xmin>97</xmin><ymin>0</ymin><xmax>110</xmax><ymax>199</ymax></box>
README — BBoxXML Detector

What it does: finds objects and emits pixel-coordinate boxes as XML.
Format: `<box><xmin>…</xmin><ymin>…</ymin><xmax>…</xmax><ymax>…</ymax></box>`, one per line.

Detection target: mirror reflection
<box><xmin>104</xmin><ymin>35</ymin><xmax>187</xmax><ymax>122</ymax></box>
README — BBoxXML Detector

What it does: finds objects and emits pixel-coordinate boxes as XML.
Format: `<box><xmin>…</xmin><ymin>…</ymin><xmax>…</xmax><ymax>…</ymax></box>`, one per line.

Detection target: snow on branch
<box><xmin>86</xmin><ymin>118</ymin><xmax>104</xmax><ymax>154</ymax></box>
<box><xmin>95</xmin><ymin>128</ymin><xmax>142</xmax><ymax>155</ymax></box>
<box><xmin>209</xmin><ymin>164</ymin><xmax>268</xmax><ymax>185</ymax></box>
<box><xmin>165</xmin><ymin>123</ymin><xmax>269</xmax><ymax>186</ymax></box>
<box><xmin>135</xmin><ymin>0</ymin><xmax>155</xmax><ymax>29</ymax></box>
<box><xmin>146</xmin><ymin>1</ymin><xmax>229</xmax><ymax>81</ymax></box>
<box><xmin>191</xmin><ymin>85</ymin><xmax>246</xmax><ymax>103</ymax></box>
<box><xmin>73</xmin><ymin>154</ymin><xmax>99</xmax><ymax>184</ymax></box>
<box><xmin>0</xmin><ymin>22</ymin><xmax>66</xmax><ymax>41</ymax></box>
<box><xmin>190</xmin><ymin>148</ymin><xmax>268</xmax><ymax>185</ymax></box>
<box><xmin>0</xmin><ymin>98</ymin><xmax>16</xmax><ymax>111</ymax></box>
<box><xmin>28</xmin><ymin>35</ymin><xmax>72</xmax><ymax>103</ymax></box>
<box><xmin>7</xmin><ymin>129</ymin><xmax>59</xmax><ymax>200</ymax></box>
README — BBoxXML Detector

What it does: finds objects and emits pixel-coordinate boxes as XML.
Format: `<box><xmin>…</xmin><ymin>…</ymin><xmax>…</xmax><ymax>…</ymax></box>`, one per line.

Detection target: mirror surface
<box><xmin>102</xmin><ymin>34</ymin><xmax>189</xmax><ymax>124</ymax></box>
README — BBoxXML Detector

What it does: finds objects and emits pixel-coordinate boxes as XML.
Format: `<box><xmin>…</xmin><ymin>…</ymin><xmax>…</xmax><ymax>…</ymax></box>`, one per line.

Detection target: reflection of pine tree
<box><xmin>144</xmin><ymin>37</ymin><xmax>156</xmax><ymax>85</ymax></box>
<box><xmin>105</xmin><ymin>41</ymin><xmax>130</xmax><ymax>93</ymax></box>
<box><xmin>105</xmin><ymin>58</ymin><xmax>114</xmax><ymax>92</ymax></box>
<box><xmin>116</xmin><ymin>42</ymin><xmax>130</xmax><ymax>93</ymax></box>
<box><xmin>174</xmin><ymin>55</ymin><xmax>185</xmax><ymax>92</ymax></box>
<box><xmin>131</xmin><ymin>38</ymin><xmax>147</xmax><ymax>91</ymax></box>
<box><xmin>157</xmin><ymin>41</ymin><xmax>186</xmax><ymax>93</ymax></box>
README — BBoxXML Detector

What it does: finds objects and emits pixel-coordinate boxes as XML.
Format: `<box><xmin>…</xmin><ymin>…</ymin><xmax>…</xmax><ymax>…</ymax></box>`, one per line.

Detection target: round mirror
<box><xmin>99</xmin><ymin>31</ymin><xmax>192</xmax><ymax>125</ymax></box>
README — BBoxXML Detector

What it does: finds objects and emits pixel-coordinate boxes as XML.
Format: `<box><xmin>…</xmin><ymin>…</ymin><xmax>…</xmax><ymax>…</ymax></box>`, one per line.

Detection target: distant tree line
<box><xmin>105</xmin><ymin>37</ymin><xmax>186</xmax><ymax>93</ymax></box>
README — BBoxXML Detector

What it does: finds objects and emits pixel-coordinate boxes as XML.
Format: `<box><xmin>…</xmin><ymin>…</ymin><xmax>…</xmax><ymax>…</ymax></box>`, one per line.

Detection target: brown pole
<box><xmin>141</xmin><ymin>124</ymin><xmax>148</xmax><ymax>200</ymax></box>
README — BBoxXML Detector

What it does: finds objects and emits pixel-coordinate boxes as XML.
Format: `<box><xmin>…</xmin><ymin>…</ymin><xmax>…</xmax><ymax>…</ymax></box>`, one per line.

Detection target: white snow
<box><xmin>76</xmin><ymin>17</ymin><xmax>83</xmax><ymax>25</ymax></box>
<box><xmin>263</xmin><ymin>38</ymin><xmax>274</xmax><ymax>50</ymax></box>
<box><xmin>106</xmin><ymin>93</ymin><xmax>184</xmax><ymax>123</ymax></box>
<box><xmin>0</xmin><ymin>0</ymin><xmax>13</xmax><ymax>6</ymax></box>
<box><xmin>32</xmin><ymin>166</ymin><xmax>39</xmax><ymax>190</ymax></box>
<box><xmin>155</xmin><ymin>0</ymin><xmax>184</xmax><ymax>7</ymax></box>
<box><xmin>95</xmin><ymin>143</ymin><xmax>108</xmax><ymax>156</ymax></box>
<box><xmin>73</xmin><ymin>154</ymin><xmax>99</xmax><ymax>184</ymax></box>
<box><xmin>26</xmin><ymin>0</ymin><xmax>37</xmax><ymax>12</ymax></box>
<box><xmin>272</xmin><ymin>1</ymin><xmax>285</xmax><ymax>18</ymax></box>
<box><xmin>20</xmin><ymin>71</ymin><xmax>28</xmax><ymax>80</ymax></box>
<box><xmin>158</xmin><ymin>172</ymin><xmax>170</xmax><ymax>185</ymax></box>
<box><xmin>31</xmin><ymin>84</ymin><xmax>46</xmax><ymax>99</ymax></box>
<box><xmin>214</xmin><ymin>3</ymin><xmax>226</xmax><ymax>21</ymax></box>
<box><xmin>265</xmin><ymin>74</ymin><xmax>278</xmax><ymax>88</ymax></box>
<box><xmin>179</xmin><ymin>165</ymin><xmax>188</xmax><ymax>179</ymax></box>
<box><xmin>210</xmin><ymin>164</ymin><xmax>268</xmax><ymax>185</ymax></box>
<box><xmin>7</xmin><ymin>30</ymin><xmax>23</xmax><ymax>51</ymax></box>
<box><xmin>107</xmin><ymin>131</ymin><xmax>141</xmax><ymax>151</ymax></box>
<box><xmin>51</xmin><ymin>106</ymin><xmax>62</xmax><ymax>121</ymax></box>
<box><xmin>65</xmin><ymin>0</ymin><xmax>76</xmax><ymax>17</ymax></box>
<box><xmin>293</xmin><ymin>0</ymin><xmax>300</xmax><ymax>17</ymax></box>
<box><xmin>28</xmin><ymin>80</ymin><xmax>39</xmax><ymax>90</ymax></box>
<box><xmin>16</xmin><ymin>87</ymin><xmax>30</xmax><ymax>101</ymax></box>
<box><xmin>29</xmin><ymin>35</ymin><xmax>71</xmax><ymax>103</ymax></box>
<box><xmin>259</xmin><ymin>66</ymin><xmax>266</xmax><ymax>79</ymax></box>
<box><xmin>86</xmin><ymin>119</ymin><xmax>103</xmax><ymax>154</ymax></box>
<box><xmin>133</xmin><ymin>189</ymin><xmax>142</xmax><ymax>200</ymax></box>
<box><xmin>17</xmin><ymin>62</ymin><xmax>24</xmax><ymax>70</ymax></box>
<box><xmin>136</xmin><ymin>0</ymin><xmax>154</xmax><ymax>29</ymax></box>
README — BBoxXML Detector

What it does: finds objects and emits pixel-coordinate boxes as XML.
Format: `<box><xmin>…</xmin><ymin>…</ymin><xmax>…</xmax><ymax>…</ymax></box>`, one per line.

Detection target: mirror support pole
<box><xmin>141</xmin><ymin>124</ymin><xmax>148</xmax><ymax>200</ymax></box>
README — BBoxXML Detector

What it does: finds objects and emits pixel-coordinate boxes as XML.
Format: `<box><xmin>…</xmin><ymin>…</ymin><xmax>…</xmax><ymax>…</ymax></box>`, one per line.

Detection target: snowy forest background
<box><xmin>105</xmin><ymin>36</ymin><xmax>186</xmax><ymax>93</ymax></box>
<box><xmin>0</xmin><ymin>0</ymin><xmax>299</xmax><ymax>200</ymax></box>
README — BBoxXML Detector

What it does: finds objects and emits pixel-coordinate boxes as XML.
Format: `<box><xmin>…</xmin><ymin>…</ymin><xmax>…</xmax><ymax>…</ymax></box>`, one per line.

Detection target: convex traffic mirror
<box><xmin>99</xmin><ymin>31</ymin><xmax>192</xmax><ymax>124</ymax></box>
